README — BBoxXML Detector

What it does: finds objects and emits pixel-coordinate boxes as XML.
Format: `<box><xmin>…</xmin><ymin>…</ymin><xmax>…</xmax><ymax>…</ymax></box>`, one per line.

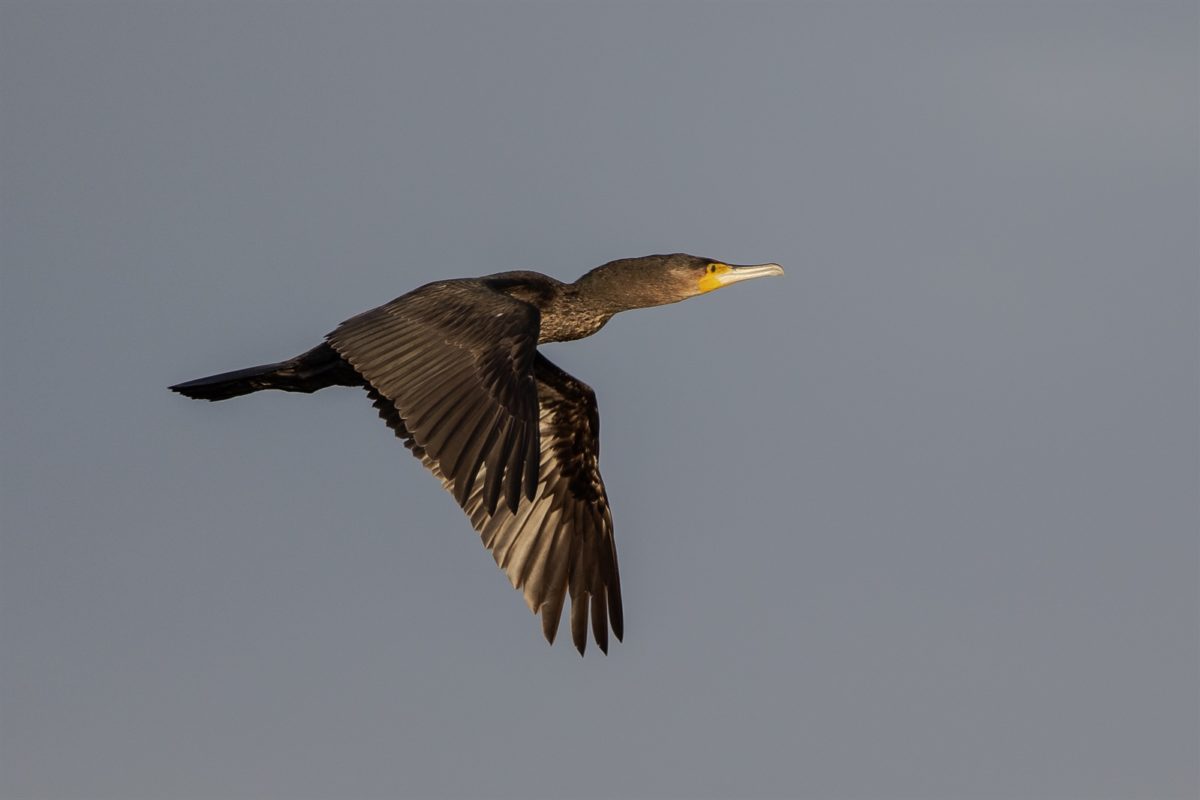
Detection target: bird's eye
<box><xmin>707</xmin><ymin>264</ymin><xmax>718</xmax><ymax>273</ymax></box>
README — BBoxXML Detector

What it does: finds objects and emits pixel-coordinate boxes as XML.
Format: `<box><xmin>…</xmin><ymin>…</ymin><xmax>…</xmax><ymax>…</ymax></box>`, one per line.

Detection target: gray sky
<box><xmin>2</xmin><ymin>2</ymin><xmax>1197</xmax><ymax>798</ymax></box>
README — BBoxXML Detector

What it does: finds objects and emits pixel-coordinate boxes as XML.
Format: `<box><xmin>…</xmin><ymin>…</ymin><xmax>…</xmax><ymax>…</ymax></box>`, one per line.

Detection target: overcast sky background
<box><xmin>2</xmin><ymin>2</ymin><xmax>1197</xmax><ymax>799</ymax></box>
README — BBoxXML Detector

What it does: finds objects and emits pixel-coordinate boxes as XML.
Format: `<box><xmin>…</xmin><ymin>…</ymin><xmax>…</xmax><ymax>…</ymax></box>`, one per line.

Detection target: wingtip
<box><xmin>541</xmin><ymin>619</ymin><xmax>558</xmax><ymax>647</ymax></box>
<box><xmin>570</xmin><ymin>593</ymin><xmax>588</xmax><ymax>655</ymax></box>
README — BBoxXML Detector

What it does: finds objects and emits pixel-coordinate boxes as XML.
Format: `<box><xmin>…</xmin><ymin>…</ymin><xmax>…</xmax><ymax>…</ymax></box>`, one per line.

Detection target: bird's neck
<box><xmin>570</xmin><ymin>261</ymin><xmax>689</xmax><ymax>316</ymax></box>
<box><xmin>569</xmin><ymin>275</ymin><xmax>669</xmax><ymax>313</ymax></box>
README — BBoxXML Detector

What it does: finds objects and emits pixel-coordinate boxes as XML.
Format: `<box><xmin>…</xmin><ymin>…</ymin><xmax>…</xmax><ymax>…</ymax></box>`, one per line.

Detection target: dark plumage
<box><xmin>170</xmin><ymin>253</ymin><xmax>783</xmax><ymax>654</ymax></box>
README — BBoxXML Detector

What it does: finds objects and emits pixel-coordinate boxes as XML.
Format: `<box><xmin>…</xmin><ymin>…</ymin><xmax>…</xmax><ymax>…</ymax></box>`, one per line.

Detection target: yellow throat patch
<box><xmin>698</xmin><ymin>263</ymin><xmax>731</xmax><ymax>293</ymax></box>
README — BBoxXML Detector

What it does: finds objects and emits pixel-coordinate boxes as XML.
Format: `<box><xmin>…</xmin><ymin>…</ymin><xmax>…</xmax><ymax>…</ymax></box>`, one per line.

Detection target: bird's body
<box><xmin>171</xmin><ymin>253</ymin><xmax>783</xmax><ymax>654</ymax></box>
<box><xmin>474</xmin><ymin>271</ymin><xmax>611</xmax><ymax>343</ymax></box>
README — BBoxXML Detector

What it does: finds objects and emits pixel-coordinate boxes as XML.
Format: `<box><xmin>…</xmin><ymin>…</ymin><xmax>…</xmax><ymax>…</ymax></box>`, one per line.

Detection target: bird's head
<box><xmin>574</xmin><ymin>253</ymin><xmax>785</xmax><ymax>311</ymax></box>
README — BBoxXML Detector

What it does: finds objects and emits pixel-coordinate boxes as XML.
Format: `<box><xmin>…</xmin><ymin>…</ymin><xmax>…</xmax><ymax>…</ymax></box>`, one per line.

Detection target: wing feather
<box><xmin>360</xmin><ymin>346</ymin><xmax>622</xmax><ymax>655</ymax></box>
<box><xmin>328</xmin><ymin>280</ymin><xmax>540</xmax><ymax>514</ymax></box>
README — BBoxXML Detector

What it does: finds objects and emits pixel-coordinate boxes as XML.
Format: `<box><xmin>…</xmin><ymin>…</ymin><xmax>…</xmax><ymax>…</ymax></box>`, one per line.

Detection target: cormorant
<box><xmin>170</xmin><ymin>253</ymin><xmax>784</xmax><ymax>654</ymax></box>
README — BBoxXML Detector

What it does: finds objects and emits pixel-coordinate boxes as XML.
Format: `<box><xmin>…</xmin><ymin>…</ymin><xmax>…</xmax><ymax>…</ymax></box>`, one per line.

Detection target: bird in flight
<box><xmin>171</xmin><ymin>253</ymin><xmax>783</xmax><ymax>654</ymax></box>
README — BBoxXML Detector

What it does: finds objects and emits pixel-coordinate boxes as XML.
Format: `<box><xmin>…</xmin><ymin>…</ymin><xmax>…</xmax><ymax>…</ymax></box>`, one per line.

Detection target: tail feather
<box><xmin>169</xmin><ymin>343</ymin><xmax>362</xmax><ymax>402</ymax></box>
<box><xmin>169</xmin><ymin>361</ymin><xmax>291</xmax><ymax>401</ymax></box>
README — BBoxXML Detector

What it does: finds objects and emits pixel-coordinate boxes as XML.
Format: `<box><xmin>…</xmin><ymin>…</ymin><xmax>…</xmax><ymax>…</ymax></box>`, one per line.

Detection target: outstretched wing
<box><xmin>365</xmin><ymin>352</ymin><xmax>623</xmax><ymax>655</ymax></box>
<box><xmin>328</xmin><ymin>280</ymin><xmax>541</xmax><ymax>515</ymax></box>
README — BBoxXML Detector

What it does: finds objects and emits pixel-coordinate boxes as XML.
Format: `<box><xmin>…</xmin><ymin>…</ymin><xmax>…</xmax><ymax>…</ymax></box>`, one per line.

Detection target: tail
<box><xmin>169</xmin><ymin>343</ymin><xmax>362</xmax><ymax>402</ymax></box>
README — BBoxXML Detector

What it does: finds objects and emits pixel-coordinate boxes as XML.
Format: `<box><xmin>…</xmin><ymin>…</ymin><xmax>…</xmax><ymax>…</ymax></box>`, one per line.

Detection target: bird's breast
<box><xmin>537</xmin><ymin>307</ymin><xmax>613</xmax><ymax>343</ymax></box>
